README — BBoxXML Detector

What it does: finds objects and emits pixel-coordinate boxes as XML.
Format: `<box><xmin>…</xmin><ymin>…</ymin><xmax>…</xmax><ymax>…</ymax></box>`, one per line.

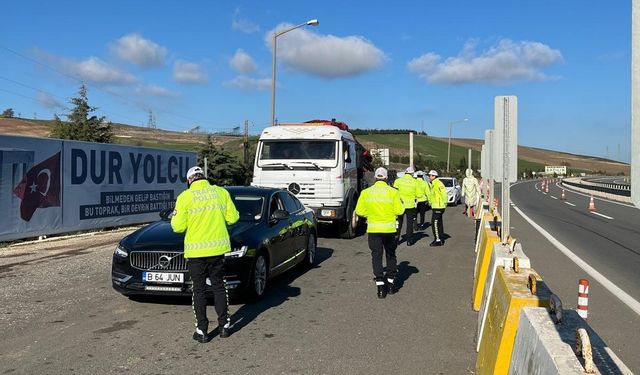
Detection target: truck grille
<box><xmin>129</xmin><ymin>251</ymin><xmax>187</xmax><ymax>271</ymax></box>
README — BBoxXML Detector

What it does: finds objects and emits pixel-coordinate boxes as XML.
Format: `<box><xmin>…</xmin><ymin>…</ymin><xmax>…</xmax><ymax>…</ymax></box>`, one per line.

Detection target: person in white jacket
<box><xmin>461</xmin><ymin>168</ymin><xmax>480</xmax><ymax>217</ymax></box>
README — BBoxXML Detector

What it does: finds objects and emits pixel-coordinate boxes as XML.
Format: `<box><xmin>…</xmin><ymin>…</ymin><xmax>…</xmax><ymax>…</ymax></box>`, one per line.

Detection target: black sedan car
<box><xmin>112</xmin><ymin>186</ymin><xmax>317</xmax><ymax>300</ymax></box>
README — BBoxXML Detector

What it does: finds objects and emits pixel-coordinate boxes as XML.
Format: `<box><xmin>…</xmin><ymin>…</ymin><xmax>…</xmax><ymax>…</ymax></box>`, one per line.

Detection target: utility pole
<box><xmin>243</xmin><ymin>120</ymin><xmax>249</xmax><ymax>164</ymax></box>
<box><xmin>147</xmin><ymin>110</ymin><xmax>156</xmax><ymax>129</ymax></box>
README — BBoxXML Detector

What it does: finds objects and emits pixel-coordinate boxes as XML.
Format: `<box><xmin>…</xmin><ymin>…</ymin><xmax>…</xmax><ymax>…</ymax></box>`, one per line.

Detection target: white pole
<box><xmin>468</xmin><ymin>148</ymin><xmax>472</xmax><ymax>170</ymax></box>
<box><xmin>409</xmin><ymin>132</ymin><xmax>414</xmax><ymax>168</ymax></box>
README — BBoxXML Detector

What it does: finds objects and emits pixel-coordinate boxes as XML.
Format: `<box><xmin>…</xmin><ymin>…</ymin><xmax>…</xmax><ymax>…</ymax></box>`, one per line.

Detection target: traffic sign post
<box><xmin>494</xmin><ymin>96</ymin><xmax>518</xmax><ymax>243</ymax></box>
<box><xmin>484</xmin><ymin>129</ymin><xmax>494</xmax><ymax>208</ymax></box>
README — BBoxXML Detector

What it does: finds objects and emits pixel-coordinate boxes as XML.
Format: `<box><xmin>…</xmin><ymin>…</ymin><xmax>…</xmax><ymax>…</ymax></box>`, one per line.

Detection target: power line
<box><xmin>0</xmin><ymin>44</ymin><xmax>241</xmax><ymax>133</ymax></box>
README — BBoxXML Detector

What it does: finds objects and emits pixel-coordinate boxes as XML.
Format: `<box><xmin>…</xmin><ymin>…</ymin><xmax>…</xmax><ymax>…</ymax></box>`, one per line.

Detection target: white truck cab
<box><xmin>252</xmin><ymin>120</ymin><xmax>369</xmax><ymax>238</ymax></box>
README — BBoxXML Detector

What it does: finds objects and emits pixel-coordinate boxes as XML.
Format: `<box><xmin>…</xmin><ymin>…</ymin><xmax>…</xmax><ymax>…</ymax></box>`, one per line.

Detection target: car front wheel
<box><xmin>303</xmin><ymin>232</ymin><xmax>317</xmax><ymax>267</ymax></box>
<box><xmin>247</xmin><ymin>252</ymin><xmax>268</xmax><ymax>301</ymax></box>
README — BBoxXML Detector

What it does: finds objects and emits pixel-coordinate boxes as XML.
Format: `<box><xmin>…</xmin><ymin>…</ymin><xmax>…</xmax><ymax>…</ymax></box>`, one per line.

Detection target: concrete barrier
<box><xmin>508</xmin><ymin>307</ymin><xmax>633</xmax><ymax>374</ymax></box>
<box><xmin>476</xmin><ymin>242</ymin><xmax>531</xmax><ymax>352</ymax></box>
<box><xmin>476</xmin><ymin>267</ymin><xmax>551</xmax><ymax>375</ymax></box>
<box><xmin>472</xmin><ymin>220</ymin><xmax>501</xmax><ymax>311</ymax></box>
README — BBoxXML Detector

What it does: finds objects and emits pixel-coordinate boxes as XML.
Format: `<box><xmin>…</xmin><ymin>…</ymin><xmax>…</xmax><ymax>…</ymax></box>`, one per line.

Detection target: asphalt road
<box><xmin>0</xmin><ymin>207</ymin><xmax>479</xmax><ymax>374</ymax></box>
<box><xmin>509</xmin><ymin>179</ymin><xmax>640</xmax><ymax>371</ymax></box>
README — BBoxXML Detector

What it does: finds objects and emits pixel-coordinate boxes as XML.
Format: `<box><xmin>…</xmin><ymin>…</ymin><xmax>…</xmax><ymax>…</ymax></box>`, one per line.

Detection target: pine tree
<box><xmin>198</xmin><ymin>135</ymin><xmax>245</xmax><ymax>186</ymax></box>
<box><xmin>50</xmin><ymin>84</ymin><xmax>112</xmax><ymax>143</ymax></box>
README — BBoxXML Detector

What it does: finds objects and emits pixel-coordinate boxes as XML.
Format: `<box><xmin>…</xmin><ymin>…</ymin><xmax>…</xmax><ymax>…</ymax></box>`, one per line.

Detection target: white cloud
<box><xmin>232</xmin><ymin>8</ymin><xmax>259</xmax><ymax>33</ymax></box>
<box><xmin>230</xmin><ymin>49</ymin><xmax>257</xmax><ymax>74</ymax></box>
<box><xmin>33</xmin><ymin>49</ymin><xmax>138</xmax><ymax>85</ymax></box>
<box><xmin>134</xmin><ymin>84</ymin><xmax>181</xmax><ymax>97</ymax></box>
<box><xmin>223</xmin><ymin>76</ymin><xmax>271</xmax><ymax>91</ymax></box>
<box><xmin>408</xmin><ymin>39</ymin><xmax>563</xmax><ymax>85</ymax></box>
<box><xmin>37</xmin><ymin>91</ymin><xmax>64</xmax><ymax>108</ymax></box>
<box><xmin>265</xmin><ymin>24</ymin><xmax>386</xmax><ymax>79</ymax></box>
<box><xmin>110</xmin><ymin>33</ymin><xmax>167</xmax><ymax>67</ymax></box>
<box><xmin>173</xmin><ymin>60</ymin><xmax>208</xmax><ymax>84</ymax></box>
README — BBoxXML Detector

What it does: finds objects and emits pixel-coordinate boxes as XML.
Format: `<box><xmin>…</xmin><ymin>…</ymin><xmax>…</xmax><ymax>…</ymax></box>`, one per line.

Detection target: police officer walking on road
<box><xmin>171</xmin><ymin>166</ymin><xmax>240</xmax><ymax>343</ymax></box>
<box><xmin>355</xmin><ymin>167</ymin><xmax>405</xmax><ymax>298</ymax></box>
<box><xmin>427</xmin><ymin>170</ymin><xmax>447</xmax><ymax>246</ymax></box>
<box><xmin>393</xmin><ymin>166</ymin><xmax>420</xmax><ymax>246</ymax></box>
<box><xmin>414</xmin><ymin>170</ymin><xmax>429</xmax><ymax>229</ymax></box>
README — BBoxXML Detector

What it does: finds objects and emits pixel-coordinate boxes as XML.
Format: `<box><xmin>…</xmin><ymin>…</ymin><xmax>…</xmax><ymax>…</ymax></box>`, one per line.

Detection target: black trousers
<box><xmin>396</xmin><ymin>208</ymin><xmax>416</xmax><ymax>240</ymax></box>
<box><xmin>187</xmin><ymin>256</ymin><xmax>229</xmax><ymax>332</ymax></box>
<box><xmin>368</xmin><ymin>232</ymin><xmax>398</xmax><ymax>281</ymax></box>
<box><xmin>431</xmin><ymin>209</ymin><xmax>445</xmax><ymax>241</ymax></box>
<box><xmin>416</xmin><ymin>201</ymin><xmax>428</xmax><ymax>226</ymax></box>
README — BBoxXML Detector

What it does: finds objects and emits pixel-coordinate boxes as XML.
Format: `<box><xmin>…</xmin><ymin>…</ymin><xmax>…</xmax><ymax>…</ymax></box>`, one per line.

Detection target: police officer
<box><xmin>355</xmin><ymin>167</ymin><xmax>405</xmax><ymax>298</ymax></box>
<box><xmin>414</xmin><ymin>171</ymin><xmax>429</xmax><ymax>229</ymax></box>
<box><xmin>171</xmin><ymin>166</ymin><xmax>240</xmax><ymax>343</ymax></box>
<box><xmin>393</xmin><ymin>166</ymin><xmax>420</xmax><ymax>246</ymax></box>
<box><xmin>427</xmin><ymin>170</ymin><xmax>447</xmax><ymax>246</ymax></box>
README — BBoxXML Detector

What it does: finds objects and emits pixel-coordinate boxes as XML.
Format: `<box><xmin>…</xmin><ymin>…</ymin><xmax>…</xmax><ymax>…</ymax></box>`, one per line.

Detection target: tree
<box><xmin>1</xmin><ymin>108</ymin><xmax>14</xmax><ymax>118</ymax></box>
<box><xmin>50</xmin><ymin>85</ymin><xmax>112</xmax><ymax>143</ymax></box>
<box><xmin>198</xmin><ymin>135</ymin><xmax>246</xmax><ymax>186</ymax></box>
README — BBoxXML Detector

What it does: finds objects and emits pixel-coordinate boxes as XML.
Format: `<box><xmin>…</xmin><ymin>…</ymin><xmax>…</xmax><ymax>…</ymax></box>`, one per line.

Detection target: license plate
<box><xmin>142</xmin><ymin>272</ymin><xmax>184</xmax><ymax>284</ymax></box>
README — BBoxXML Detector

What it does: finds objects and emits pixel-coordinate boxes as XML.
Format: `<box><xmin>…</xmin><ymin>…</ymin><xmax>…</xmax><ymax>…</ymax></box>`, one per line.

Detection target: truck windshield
<box><xmin>260</xmin><ymin>140</ymin><xmax>337</xmax><ymax>160</ymax></box>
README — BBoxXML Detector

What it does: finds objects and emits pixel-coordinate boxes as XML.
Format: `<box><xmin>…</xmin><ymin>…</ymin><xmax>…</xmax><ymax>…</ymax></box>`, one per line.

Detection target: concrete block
<box><xmin>509</xmin><ymin>307</ymin><xmax>633</xmax><ymax>375</ymax></box>
<box><xmin>477</xmin><ymin>243</ymin><xmax>531</xmax><ymax>352</ymax></box>
<box><xmin>472</xmin><ymin>224</ymin><xmax>501</xmax><ymax>311</ymax></box>
<box><xmin>476</xmin><ymin>267</ymin><xmax>551</xmax><ymax>375</ymax></box>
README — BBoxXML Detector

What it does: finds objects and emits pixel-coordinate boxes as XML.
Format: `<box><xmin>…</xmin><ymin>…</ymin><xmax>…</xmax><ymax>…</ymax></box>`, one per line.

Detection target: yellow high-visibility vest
<box><xmin>355</xmin><ymin>181</ymin><xmax>405</xmax><ymax>233</ymax></box>
<box><xmin>393</xmin><ymin>174</ymin><xmax>420</xmax><ymax>209</ymax></box>
<box><xmin>171</xmin><ymin>180</ymin><xmax>240</xmax><ymax>258</ymax></box>
<box><xmin>428</xmin><ymin>178</ymin><xmax>448</xmax><ymax>209</ymax></box>
<box><xmin>416</xmin><ymin>178</ymin><xmax>429</xmax><ymax>202</ymax></box>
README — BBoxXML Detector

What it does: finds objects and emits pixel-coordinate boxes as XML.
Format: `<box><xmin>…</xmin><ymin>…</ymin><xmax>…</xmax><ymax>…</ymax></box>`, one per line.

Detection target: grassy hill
<box><xmin>0</xmin><ymin>117</ymin><xmax>629</xmax><ymax>176</ymax></box>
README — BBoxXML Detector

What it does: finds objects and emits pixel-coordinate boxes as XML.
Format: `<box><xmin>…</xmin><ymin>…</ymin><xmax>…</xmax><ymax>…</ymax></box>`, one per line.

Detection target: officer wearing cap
<box><xmin>393</xmin><ymin>166</ymin><xmax>421</xmax><ymax>245</ymax></box>
<box><xmin>414</xmin><ymin>171</ymin><xmax>429</xmax><ymax>230</ymax></box>
<box><xmin>426</xmin><ymin>170</ymin><xmax>447</xmax><ymax>246</ymax></box>
<box><xmin>355</xmin><ymin>167</ymin><xmax>405</xmax><ymax>298</ymax></box>
<box><xmin>171</xmin><ymin>166</ymin><xmax>240</xmax><ymax>343</ymax></box>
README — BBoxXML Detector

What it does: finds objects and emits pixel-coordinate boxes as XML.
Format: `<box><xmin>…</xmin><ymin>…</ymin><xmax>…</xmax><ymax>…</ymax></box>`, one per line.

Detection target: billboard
<box><xmin>0</xmin><ymin>135</ymin><xmax>196</xmax><ymax>242</ymax></box>
<box><xmin>544</xmin><ymin>165</ymin><xmax>567</xmax><ymax>175</ymax></box>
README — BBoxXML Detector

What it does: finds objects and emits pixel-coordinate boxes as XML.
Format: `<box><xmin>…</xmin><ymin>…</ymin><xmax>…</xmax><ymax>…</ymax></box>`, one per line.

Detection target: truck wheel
<box><xmin>339</xmin><ymin>202</ymin><xmax>357</xmax><ymax>239</ymax></box>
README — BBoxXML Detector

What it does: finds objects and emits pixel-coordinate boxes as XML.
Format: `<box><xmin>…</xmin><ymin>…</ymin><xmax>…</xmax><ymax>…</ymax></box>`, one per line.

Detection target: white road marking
<box><xmin>557</xmin><ymin>182</ymin><xmax>635</xmax><ymax>208</ymax></box>
<box><xmin>591</xmin><ymin>211</ymin><xmax>614</xmax><ymax>220</ymax></box>
<box><xmin>550</xmin><ymin>196</ymin><xmax>558</xmax><ymax>200</ymax></box>
<box><xmin>564</xmin><ymin>202</ymin><xmax>576</xmax><ymax>207</ymax></box>
<box><xmin>512</xmin><ymin>205</ymin><xmax>640</xmax><ymax>316</ymax></box>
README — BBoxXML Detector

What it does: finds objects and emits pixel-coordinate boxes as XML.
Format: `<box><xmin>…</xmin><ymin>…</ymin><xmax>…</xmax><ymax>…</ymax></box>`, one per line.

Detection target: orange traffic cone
<box><xmin>588</xmin><ymin>195</ymin><xmax>596</xmax><ymax>211</ymax></box>
<box><xmin>561</xmin><ymin>189</ymin><xmax>566</xmax><ymax>200</ymax></box>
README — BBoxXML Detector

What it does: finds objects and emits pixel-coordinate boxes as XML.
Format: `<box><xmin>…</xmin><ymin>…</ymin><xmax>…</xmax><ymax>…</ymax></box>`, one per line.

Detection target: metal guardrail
<box><xmin>562</xmin><ymin>178</ymin><xmax>631</xmax><ymax>197</ymax></box>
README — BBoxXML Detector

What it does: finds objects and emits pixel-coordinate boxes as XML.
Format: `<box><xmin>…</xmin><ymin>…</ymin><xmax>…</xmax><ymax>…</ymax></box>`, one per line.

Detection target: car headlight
<box><xmin>225</xmin><ymin>245</ymin><xmax>248</xmax><ymax>258</ymax></box>
<box><xmin>114</xmin><ymin>244</ymin><xmax>129</xmax><ymax>258</ymax></box>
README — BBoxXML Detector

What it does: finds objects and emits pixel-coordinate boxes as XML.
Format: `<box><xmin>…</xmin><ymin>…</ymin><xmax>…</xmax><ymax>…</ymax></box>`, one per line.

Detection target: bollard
<box><xmin>577</xmin><ymin>279</ymin><xmax>589</xmax><ymax>320</ymax></box>
<box><xmin>588</xmin><ymin>195</ymin><xmax>596</xmax><ymax>211</ymax></box>
<box><xmin>561</xmin><ymin>189</ymin><xmax>566</xmax><ymax>200</ymax></box>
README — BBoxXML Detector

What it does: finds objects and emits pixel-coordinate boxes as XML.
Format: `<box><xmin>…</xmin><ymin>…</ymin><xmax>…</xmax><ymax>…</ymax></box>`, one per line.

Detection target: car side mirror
<box><xmin>456</xmin><ymin>185</ymin><xmax>461</xmax><ymax>190</ymax></box>
<box><xmin>343</xmin><ymin>141</ymin><xmax>351</xmax><ymax>163</ymax></box>
<box><xmin>270</xmin><ymin>209</ymin><xmax>289</xmax><ymax>223</ymax></box>
<box><xmin>159</xmin><ymin>208</ymin><xmax>174</xmax><ymax>220</ymax></box>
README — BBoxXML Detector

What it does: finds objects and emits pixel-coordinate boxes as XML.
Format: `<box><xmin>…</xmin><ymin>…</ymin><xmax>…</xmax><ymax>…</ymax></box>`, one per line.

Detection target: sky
<box><xmin>0</xmin><ymin>1</ymin><xmax>632</xmax><ymax>162</ymax></box>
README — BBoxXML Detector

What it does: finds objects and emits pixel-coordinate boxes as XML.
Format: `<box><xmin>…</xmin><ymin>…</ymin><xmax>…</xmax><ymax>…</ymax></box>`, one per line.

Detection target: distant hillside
<box><xmin>0</xmin><ymin>118</ymin><xmax>629</xmax><ymax>175</ymax></box>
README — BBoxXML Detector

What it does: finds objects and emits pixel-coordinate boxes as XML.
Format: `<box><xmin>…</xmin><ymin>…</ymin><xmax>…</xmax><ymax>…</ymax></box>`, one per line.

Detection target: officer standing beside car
<box><xmin>393</xmin><ymin>166</ymin><xmax>420</xmax><ymax>246</ymax></box>
<box><xmin>171</xmin><ymin>166</ymin><xmax>240</xmax><ymax>343</ymax></box>
<box><xmin>414</xmin><ymin>170</ymin><xmax>429</xmax><ymax>230</ymax></box>
<box><xmin>427</xmin><ymin>170</ymin><xmax>448</xmax><ymax>246</ymax></box>
<box><xmin>355</xmin><ymin>167</ymin><xmax>405</xmax><ymax>298</ymax></box>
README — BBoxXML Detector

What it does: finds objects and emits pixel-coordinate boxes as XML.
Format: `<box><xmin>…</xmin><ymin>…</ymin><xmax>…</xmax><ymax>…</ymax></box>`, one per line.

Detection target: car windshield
<box><xmin>260</xmin><ymin>140</ymin><xmax>337</xmax><ymax>160</ymax></box>
<box><xmin>230</xmin><ymin>195</ymin><xmax>265</xmax><ymax>222</ymax></box>
<box><xmin>440</xmin><ymin>178</ymin><xmax>454</xmax><ymax>187</ymax></box>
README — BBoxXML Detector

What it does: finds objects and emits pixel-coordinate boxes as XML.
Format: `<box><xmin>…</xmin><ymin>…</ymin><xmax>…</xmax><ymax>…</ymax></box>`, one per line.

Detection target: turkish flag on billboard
<box><xmin>13</xmin><ymin>151</ymin><xmax>61</xmax><ymax>221</ymax></box>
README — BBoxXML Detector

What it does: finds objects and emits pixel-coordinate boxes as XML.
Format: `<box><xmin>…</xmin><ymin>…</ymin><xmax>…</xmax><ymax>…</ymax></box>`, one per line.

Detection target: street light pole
<box><xmin>270</xmin><ymin>19</ymin><xmax>319</xmax><ymax>127</ymax></box>
<box><xmin>446</xmin><ymin>118</ymin><xmax>469</xmax><ymax>173</ymax></box>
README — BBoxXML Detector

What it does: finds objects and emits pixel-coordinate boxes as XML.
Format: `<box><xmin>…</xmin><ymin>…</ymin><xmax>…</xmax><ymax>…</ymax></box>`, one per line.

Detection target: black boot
<box><xmin>387</xmin><ymin>278</ymin><xmax>397</xmax><ymax>295</ymax></box>
<box><xmin>192</xmin><ymin>328</ymin><xmax>209</xmax><ymax>343</ymax></box>
<box><xmin>376</xmin><ymin>282</ymin><xmax>387</xmax><ymax>299</ymax></box>
<box><xmin>218</xmin><ymin>323</ymin><xmax>231</xmax><ymax>338</ymax></box>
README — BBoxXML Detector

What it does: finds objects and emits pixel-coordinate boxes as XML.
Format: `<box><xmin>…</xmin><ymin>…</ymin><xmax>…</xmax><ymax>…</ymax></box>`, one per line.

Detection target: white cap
<box><xmin>405</xmin><ymin>166</ymin><xmax>415</xmax><ymax>174</ymax></box>
<box><xmin>374</xmin><ymin>167</ymin><xmax>388</xmax><ymax>179</ymax></box>
<box><xmin>428</xmin><ymin>170</ymin><xmax>438</xmax><ymax>176</ymax></box>
<box><xmin>186</xmin><ymin>166</ymin><xmax>205</xmax><ymax>179</ymax></box>
<box><xmin>416</xmin><ymin>170</ymin><xmax>424</xmax><ymax>176</ymax></box>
